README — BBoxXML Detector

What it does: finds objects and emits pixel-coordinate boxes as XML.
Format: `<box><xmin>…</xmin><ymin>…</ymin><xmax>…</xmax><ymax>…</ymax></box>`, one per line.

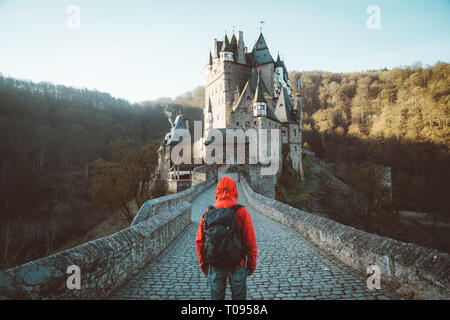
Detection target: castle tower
<box><xmin>205</xmin><ymin>31</ymin><xmax>252</xmax><ymax>129</ymax></box>
<box><xmin>274</xmin><ymin>53</ymin><xmax>283</xmax><ymax>97</ymax></box>
<box><xmin>205</xmin><ymin>51</ymin><xmax>212</xmax><ymax>75</ymax></box>
<box><xmin>253</xmin><ymin>72</ymin><xmax>268</xmax><ymax>117</ymax></box>
<box><xmin>220</xmin><ymin>34</ymin><xmax>233</xmax><ymax>62</ymax></box>
<box><xmin>201</xmin><ymin>29</ymin><xmax>304</xmax><ymax>196</ymax></box>
<box><xmin>204</xmin><ymin>97</ymin><xmax>213</xmax><ymax>134</ymax></box>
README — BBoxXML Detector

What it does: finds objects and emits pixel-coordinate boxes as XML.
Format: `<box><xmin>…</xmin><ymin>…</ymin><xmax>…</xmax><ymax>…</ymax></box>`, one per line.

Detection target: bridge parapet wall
<box><xmin>0</xmin><ymin>202</ymin><xmax>191</xmax><ymax>299</ymax></box>
<box><xmin>192</xmin><ymin>165</ymin><xmax>217</xmax><ymax>186</ymax></box>
<box><xmin>240</xmin><ymin>177</ymin><xmax>449</xmax><ymax>299</ymax></box>
<box><xmin>131</xmin><ymin>174</ymin><xmax>217</xmax><ymax>226</ymax></box>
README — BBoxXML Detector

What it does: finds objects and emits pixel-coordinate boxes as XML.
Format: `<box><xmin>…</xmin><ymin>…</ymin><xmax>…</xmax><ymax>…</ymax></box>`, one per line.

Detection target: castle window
<box><xmin>282</xmin><ymin>130</ymin><xmax>287</xmax><ymax>136</ymax></box>
<box><xmin>245</xmin><ymin>121</ymin><xmax>250</xmax><ymax>127</ymax></box>
<box><xmin>294</xmin><ymin>146</ymin><xmax>298</xmax><ymax>151</ymax></box>
<box><xmin>235</xmin><ymin>122</ymin><xmax>240</xmax><ymax>126</ymax></box>
<box><xmin>293</xmin><ymin>129</ymin><xmax>297</xmax><ymax>136</ymax></box>
<box><xmin>254</xmin><ymin>121</ymin><xmax>257</xmax><ymax>125</ymax></box>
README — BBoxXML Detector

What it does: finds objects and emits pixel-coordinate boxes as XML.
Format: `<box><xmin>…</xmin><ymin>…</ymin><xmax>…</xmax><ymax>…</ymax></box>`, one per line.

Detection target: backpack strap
<box><xmin>202</xmin><ymin>205</ymin><xmax>216</xmax><ymax>227</ymax></box>
<box><xmin>230</xmin><ymin>204</ymin><xmax>246</xmax><ymax>250</ymax></box>
<box><xmin>230</xmin><ymin>204</ymin><xmax>244</xmax><ymax>212</ymax></box>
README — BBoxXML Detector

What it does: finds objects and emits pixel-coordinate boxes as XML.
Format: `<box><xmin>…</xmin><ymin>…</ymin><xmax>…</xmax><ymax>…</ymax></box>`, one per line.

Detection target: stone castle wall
<box><xmin>206</xmin><ymin>60</ymin><xmax>251</xmax><ymax>128</ymax></box>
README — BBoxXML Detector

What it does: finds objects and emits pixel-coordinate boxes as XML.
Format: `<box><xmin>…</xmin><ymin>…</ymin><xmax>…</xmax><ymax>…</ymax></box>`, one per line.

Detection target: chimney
<box><xmin>213</xmin><ymin>38</ymin><xmax>218</xmax><ymax>58</ymax></box>
<box><xmin>236</xmin><ymin>31</ymin><xmax>247</xmax><ymax>64</ymax></box>
<box><xmin>237</xmin><ymin>31</ymin><xmax>244</xmax><ymax>44</ymax></box>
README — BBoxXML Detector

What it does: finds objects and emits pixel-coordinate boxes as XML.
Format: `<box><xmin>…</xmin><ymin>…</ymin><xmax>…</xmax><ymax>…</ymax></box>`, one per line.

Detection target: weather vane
<box><xmin>259</xmin><ymin>20</ymin><xmax>265</xmax><ymax>32</ymax></box>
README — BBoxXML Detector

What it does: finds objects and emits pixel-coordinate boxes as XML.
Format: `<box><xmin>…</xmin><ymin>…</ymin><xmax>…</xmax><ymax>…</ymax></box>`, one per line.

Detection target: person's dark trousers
<box><xmin>209</xmin><ymin>265</ymin><xmax>247</xmax><ymax>300</ymax></box>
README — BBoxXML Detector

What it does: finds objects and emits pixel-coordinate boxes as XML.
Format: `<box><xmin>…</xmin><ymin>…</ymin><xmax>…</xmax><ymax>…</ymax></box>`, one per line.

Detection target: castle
<box><xmin>158</xmin><ymin>30</ymin><xmax>304</xmax><ymax>197</ymax></box>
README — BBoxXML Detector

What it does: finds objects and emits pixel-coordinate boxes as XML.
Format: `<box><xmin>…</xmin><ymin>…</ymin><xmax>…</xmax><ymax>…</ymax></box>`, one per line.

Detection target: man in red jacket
<box><xmin>196</xmin><ymin>176</ymin><xmax>257</xmax><ymax>300</ymax></box>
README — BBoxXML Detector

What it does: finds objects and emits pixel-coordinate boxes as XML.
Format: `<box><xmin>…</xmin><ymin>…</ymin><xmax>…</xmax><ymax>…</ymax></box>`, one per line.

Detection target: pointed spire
<box><xmin>208</xmin><ymin>51</ymin><xmax>212</xmax><ymax>65</ymax></box>
<box><xmin>275</xmin><ymin>88</ymin><xmax>289</xmax><ymax>123</ymax></box>
<box><xmin>254</xmin><ymin>72</ymin><xmax>267</xmax><ymax>103</ymax></box>
<box><xmin>253</xmin><ymin>32</ymin><xmax>268</xmax><ymax>51</ymax></box>
<box><xmin>230</xmin><ymin>33</ymin><xmax>237</xmax><ymax>51</ymax></box>
<box><xmin>221</xmin><ymin>34</ymin><xmax>231</xmax><ymax>52</ymax></box>
<box><xmin>275</xmin><ymin>52</ymin><xmax>282</xmax><ymax>68</ymax></box>
<box><xmin>206</xmin><ymin>97</ymin><xmax>212</xmax><ymax>113</ymax></box>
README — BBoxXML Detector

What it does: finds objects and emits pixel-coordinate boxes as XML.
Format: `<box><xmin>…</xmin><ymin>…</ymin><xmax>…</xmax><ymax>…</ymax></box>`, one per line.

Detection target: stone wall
<box><xmin>240</xmin><ymin>177</ymin><xmax>450</xmax><ymax>299</ymax></box>
<box><xmin>0</xmin><ymin>202</ymin><xmax>191</xmax><ymax>300</ymax></box>
<box><xmin>192</xmin><ymin>165</ymin><xmax>217</xmax><ymax>186</ymax></box>
<box><xmin>131</xmin><ymin>175</ymin><xmax>217</xmax><ymax>226</ymax></box>
<box><xmin>167</xmin><ymin>179</ymin><xmax>191</xmax><ymax>194</ymax></box>
<box><xmin>238</xmin><ymin>165</ymin><xmax>276</xmax><ymax>199</ymax></box>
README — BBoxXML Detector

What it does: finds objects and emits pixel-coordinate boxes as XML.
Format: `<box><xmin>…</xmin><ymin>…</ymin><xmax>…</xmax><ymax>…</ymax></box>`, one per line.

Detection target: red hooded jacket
<box><xmin>196</xmin><ymin>176</ymin><xmax>257</xmax><ymax>272</ymax></box>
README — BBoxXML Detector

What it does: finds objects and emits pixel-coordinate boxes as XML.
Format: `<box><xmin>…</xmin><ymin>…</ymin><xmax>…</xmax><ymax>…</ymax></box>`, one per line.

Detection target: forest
<box><xmin>0</xmin><ymin>74</ymin><xmax>201</xmax><ymax>269</ymax></box>
<box><xmin>288</xmin><ymin>62</ymin><xmax>449</xmax><ymax>216</ymax></box>
<box><xmin>0</xmin><ymin>61</ymin><xmax>448</xmax><ymax>268</ymax></box>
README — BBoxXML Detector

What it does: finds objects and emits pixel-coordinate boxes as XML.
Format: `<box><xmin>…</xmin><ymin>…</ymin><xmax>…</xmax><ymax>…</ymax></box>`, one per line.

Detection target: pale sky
<box><xmin>0</xmin><ymin>0</ymin><xmax>449</xmax><ymax>102</ymax></box>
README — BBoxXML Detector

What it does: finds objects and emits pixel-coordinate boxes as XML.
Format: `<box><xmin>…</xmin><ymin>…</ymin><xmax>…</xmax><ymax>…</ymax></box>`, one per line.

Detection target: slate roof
<box><xmin>204</xmin><ymin>128</ymin><xmax>250</xmax><ymax>146</ymax></box>
<box><xmin>249</xmin><ymin>33</ymin><xmax>274</xmax><ymax>66</ymax></box>
<box><xmin>274</xmin><ymin>87</ymin><xmax>296</xmax><ymax>123</ymax></box>
<box><xmin>253</xmin><ymin>73</ymin><xmax>267</xmax><ymax>103</ymax></box>
<box><xmin>213</xmin><ymin>40</ymin><xmax>223</xmax><ymax>58</ymax></box>
<box><xmin>221</xmin><ymin>34</ymin><xmax>231</xmax><ymax>52</ymax></box>
<box><xmin>275</xmin><ymin>53</ymin><xmax>283</xmax><ymax>68</ymax></box>
<box><xmin>206</xmin><ymin>97</ymin><xmax>212</xmax><ymax>113</ymax></box>
<box><xmin>161</xmin><ymin>114</ymin><xmax>187</xmax><ymax>146</ymax></box>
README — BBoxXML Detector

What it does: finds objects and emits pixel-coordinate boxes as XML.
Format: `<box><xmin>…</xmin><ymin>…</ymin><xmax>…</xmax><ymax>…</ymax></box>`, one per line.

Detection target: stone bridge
<box><xmin>1</xmin><ymin>170</ymin><xmax>448</xmax><ymax>300</ymax></box>
<box><xmin>111</xmin><ymin>172</ymin><xmax>396</xmax><ymax>300</ymax></box>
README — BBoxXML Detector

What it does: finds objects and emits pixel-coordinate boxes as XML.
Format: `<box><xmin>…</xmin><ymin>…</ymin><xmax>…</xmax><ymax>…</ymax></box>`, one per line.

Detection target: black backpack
<box><xmin>202</xmin><ymin>204</ymin><xmax>246</xmax><ymax>268</ymax></box>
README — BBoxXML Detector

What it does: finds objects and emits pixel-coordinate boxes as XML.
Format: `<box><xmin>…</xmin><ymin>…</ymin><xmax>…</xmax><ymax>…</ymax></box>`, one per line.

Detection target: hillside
<box><xmin>277</xmin><ymin>155</ymin><xmax>394</xmax><ymax>234</ymax></box>
<box><xmin>289</xmin><ymin>62</ymin><xmax>449</xmax><ymax>217</ymax></box>
<box><xmin>0</xmin><ymin>75</ymin><xmax>202</xmax><ymax>270</ymax></box>
<box><xmin>277</xmin><ymin>154</ymin><xmax>450</xmax><ymax>253</ymax></box>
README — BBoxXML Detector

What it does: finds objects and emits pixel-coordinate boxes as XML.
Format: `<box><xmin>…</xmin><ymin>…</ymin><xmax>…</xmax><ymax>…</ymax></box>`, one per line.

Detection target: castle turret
<box><xmin>253</xmin><ymin>73</ymin><xmax>267</xmax><ymax>117</ymax></box>
<box><xmin>212</xmin><ymin>39</ymin><xmax>221</xmax><ymax>67</ymax></box>
<box><xmin>220</xmin><ymin>34</ymin><xmax>233</xmax><ymax>62</ymax></box>
<box><xmin>230</xmin><ymin>33</ymin><xmax>237</xmax><ymax>62</ymax></box>
<box><xmin>205</xmin><ymin>97</ymin><xmax>213</xmax><ymax>131</ymax></box>
<box><xmin>274</xmin><ymin>53</ymin><xmax>284</xmax><ymax>97</ymax></box>
<box><xmin>205</xmin><ymin>51</ymin><xmax>213</xmax><ymax>75</ymax></box>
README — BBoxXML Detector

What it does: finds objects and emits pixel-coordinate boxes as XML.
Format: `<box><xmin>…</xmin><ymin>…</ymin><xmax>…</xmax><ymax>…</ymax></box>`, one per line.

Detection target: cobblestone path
<box><xmin>111</xmin><ymin>173</ymin><xmax>398</xmax><ymax>300</ymax></box>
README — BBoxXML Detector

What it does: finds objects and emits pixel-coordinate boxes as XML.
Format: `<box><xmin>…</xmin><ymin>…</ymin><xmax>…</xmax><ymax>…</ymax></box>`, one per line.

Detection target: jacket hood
<box><xmin>214</xmin><ymin>176</ymin><xmax>238</xmax><ymax>206</ymax></box>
